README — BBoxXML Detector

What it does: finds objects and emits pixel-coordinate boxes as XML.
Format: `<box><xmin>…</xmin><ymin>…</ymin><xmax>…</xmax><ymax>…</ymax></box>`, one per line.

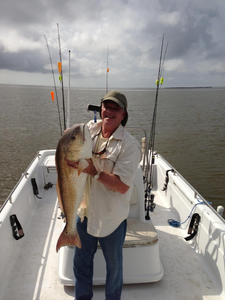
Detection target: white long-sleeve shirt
<box><xmin>79</xmin><ymin>120</ymin><xmax>141</xmax><ymax>237</ymax></box>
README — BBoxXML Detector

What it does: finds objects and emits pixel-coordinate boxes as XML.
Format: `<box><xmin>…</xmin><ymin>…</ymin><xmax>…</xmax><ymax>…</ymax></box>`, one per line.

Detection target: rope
<box><xmin>168</xmin><ymin>198</ymin><xmax>206</xmax><ymax>227</ymax></box>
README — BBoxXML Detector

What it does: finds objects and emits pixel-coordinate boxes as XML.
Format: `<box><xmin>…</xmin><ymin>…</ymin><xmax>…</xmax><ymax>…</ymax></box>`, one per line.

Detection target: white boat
<box><xmin>0</xmin><ymin>118</ymin><xmax>224</xmax><ymax>300</ymax></box>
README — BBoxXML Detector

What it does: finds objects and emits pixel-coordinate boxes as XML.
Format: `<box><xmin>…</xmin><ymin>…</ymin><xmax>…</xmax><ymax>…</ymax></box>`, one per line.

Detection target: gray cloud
<box><xmin>0</xmin><ymin>0</ymin><xmax>225</xmax><ymax>87</ymax></box>
<box><xmin>0</xmin><ymin>46</ymin><xmax>48</xmax><ymax>73</ymax></box>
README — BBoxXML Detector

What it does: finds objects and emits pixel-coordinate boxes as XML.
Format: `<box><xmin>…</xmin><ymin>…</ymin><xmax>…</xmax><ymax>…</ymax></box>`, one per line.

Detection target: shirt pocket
<box><xmin>100</xmin><ymin>145</ymin><xmax>120</xmax><ymax>174</ymax></box>
<box><xmin>101</xmin><ymin>158</ymin><xmax>115</xmax><ymax>174</ymax></box>
<box><xmin>100</xmin><ymin>139</ymin><xmax>122</xmax><ymax>173</ymax></box>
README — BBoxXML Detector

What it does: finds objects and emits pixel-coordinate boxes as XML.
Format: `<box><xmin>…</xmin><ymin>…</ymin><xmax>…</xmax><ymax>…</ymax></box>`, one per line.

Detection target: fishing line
<box><xmin>44</xmin><ymin>34</ymin><xmax>63</xmax><ymax>136</ymax></box>
<box><xmin>57</xmin><ymin>23</ymin><xmax>66</xmax><ymax>131</ymax></box>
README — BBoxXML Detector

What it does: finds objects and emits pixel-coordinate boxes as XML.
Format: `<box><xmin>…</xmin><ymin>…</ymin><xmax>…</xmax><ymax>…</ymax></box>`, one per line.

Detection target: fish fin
<box><xmin>56</xmin><ymin>179</ymin><xmax>64</xmax><ymax>213</ymax></box>
<box><xmin>91</xmin><ymin>157</ymin><xmax>103</xmax><ymax>173</ymax></box>
<box><xmin>56</xmin><ymin>230</ymin><xmax>81</xmax><ymax>252</ymax></box>
<box><xmin>78</xmin><ymin>159</ymin><xmax>89</xmax><ymax>176</ymax></box>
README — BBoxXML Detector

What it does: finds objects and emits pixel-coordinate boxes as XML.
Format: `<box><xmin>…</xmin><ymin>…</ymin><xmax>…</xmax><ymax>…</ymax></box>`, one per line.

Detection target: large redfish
<box><xmin>55</xmin><ymin>124</ymin><xmax>92</xmax><ymax>252</ymax></box>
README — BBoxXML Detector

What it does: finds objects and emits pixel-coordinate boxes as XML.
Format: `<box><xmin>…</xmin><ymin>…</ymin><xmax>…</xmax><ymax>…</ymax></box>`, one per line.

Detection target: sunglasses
<box><xmin>92</xmin><ymin>131</ymin><xmax>110</xmax><ymax>156</ymax></box>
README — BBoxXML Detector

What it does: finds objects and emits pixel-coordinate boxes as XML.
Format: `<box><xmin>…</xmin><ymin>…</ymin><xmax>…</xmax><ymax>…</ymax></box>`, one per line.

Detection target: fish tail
<box><xmin>56</xmin><ymin>230</ymin><xmax>82</xmax><ymax>252</ymax></box>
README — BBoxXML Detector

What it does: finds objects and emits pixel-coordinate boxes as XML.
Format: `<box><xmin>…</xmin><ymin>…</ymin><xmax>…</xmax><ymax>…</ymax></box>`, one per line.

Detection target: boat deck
<box><xmin>1</xmin><ymin>187</ymin><xmax>221</xmax><ymax>300</ymax></box>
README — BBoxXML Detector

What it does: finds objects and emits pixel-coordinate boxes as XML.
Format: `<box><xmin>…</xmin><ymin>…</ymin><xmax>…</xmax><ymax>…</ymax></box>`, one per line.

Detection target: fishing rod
<box><xmin>148</xmin><ymin>34</ymin><xmax>164</xmax><ymax>163</ymax></box>
<box><xmin>145</xmin><ymin>34</ymin><xmax>168</xmax><ymax>219</ymax></box>
<box><xmin>160</xmin><ymin>41</ymin><xmax>169</xmax><ymax>86</ymax></box>
<box><xmin>44</xmin><ymin>34</ymin><xmax>63</xmax><ymax>136</ymax></box>
<box><xmin>67</xmin><ymin>50</ymin><xmax>71</xmax><ymax>129</ymax></box>
<box><xmin>147</xmin><ymin>39</ymin><xmax>169</xmax><ymax>155</ymax></box>
<box><xmin>106</xmin><ymin>45</ymin><xmax>109</xmax><ymax>94</ymax></box>
<box><xmin>57</xmin><ymin>23</ymin><xmax>66</xmax><ymax>131</ymax></box>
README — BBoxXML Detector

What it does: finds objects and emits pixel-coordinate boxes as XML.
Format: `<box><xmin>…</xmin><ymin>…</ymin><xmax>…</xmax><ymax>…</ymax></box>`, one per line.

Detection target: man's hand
<box><xmin>66</xmin><ymin>158</ymin><xmax>129</xmax><ymax>194</ymax></box>
<box><xmin>66</xmin><ymin>158</ymin><xmax>97</xmax><ymax>177</ymax></box>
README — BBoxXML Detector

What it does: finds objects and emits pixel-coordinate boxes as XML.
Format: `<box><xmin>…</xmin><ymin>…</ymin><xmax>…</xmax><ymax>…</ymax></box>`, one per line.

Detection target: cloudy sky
<box><xmin>0</xmin><ymin>0</ymin><xmax>225</xmax><ymax>88</ymax></box>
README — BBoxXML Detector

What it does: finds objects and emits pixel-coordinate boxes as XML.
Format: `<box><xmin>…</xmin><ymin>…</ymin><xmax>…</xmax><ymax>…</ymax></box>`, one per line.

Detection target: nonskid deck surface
<box><xmin>1</xmin><ymin>188</ymin><xmax>221</xmax><ymax>300</ymax></box>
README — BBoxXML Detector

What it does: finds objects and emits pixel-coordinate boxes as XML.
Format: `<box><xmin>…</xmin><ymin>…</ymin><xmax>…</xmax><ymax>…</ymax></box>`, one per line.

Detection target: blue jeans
<box><xmin>73</xmin><ymin>216</ymin><xmax>127</xmax><ymax>300</ymax></box>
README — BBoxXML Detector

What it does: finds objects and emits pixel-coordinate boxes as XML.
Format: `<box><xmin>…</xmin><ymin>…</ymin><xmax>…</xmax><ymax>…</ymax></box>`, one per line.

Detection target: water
<box><xmin>0</xmin><ymin>85</ymin><xmax>224</xmax><ymax>212</ymax></box>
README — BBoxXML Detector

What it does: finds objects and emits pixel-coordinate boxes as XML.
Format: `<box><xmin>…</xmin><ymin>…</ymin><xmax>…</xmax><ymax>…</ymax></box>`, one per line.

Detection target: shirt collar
<box><xmin>91</xmin><ymin>121</ymin><xmax>124</xmax><ymax>141</ymax></box>
<box><xmin>110</xmin><ymin>124</ymin><xmax>124</xmax><ymax>140</ymax></box>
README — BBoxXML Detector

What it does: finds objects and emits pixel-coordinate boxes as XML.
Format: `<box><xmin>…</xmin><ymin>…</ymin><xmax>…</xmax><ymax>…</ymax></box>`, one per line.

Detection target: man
<box><xmin>68</xmin><ymin>91</ymin><xmax>141</xmax><ymax>300</ymax></box>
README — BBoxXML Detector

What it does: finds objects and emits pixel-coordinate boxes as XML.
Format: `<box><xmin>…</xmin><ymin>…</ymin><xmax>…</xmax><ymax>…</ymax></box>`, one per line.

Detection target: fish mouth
<box><xmin>65</xmin><ymin>158</ymin><xmax>79</xmax><ymax>168</ymax></box>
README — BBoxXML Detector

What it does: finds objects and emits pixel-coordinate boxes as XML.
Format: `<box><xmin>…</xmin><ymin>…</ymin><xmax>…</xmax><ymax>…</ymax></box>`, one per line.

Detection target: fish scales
<box><xmin>55</xmin><ymin>124</ymin><xmax>92</xmax><ymax>252</ymax></box>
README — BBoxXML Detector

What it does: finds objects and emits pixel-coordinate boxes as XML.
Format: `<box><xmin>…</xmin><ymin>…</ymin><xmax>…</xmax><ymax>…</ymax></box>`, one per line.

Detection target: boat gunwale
<box><xmin>155</xmin><ymin>152</ymin><xmax>225</xmax><ymax>224</ymax></box>
<box><xmin>0</xmin><ymin>150</ymin><xmax>56</xmax><ymax>215</ymax></box>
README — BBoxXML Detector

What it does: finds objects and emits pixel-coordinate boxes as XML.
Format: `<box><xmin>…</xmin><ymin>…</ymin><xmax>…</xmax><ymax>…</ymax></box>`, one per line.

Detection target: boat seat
<box><xmin>124</xmin><ymin>218</ymin><xmax>158</xmax><ymax>247</ymax></box>
<box><xmin>96</xmin><ymin>218</ymin><xmax>158</xmax><ymax>249</ymax></box>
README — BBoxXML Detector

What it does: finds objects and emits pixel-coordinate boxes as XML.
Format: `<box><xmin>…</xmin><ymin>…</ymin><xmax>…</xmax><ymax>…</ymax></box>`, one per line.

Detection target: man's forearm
<box><xmin>97</xmin><ymin>172</ymin><xmax>129</xmax><ymax>194</ymax></box>
<box><xmin>82</xmin><ymin>159</ymin><xmax>129</xmax><ymax>194</ymax></box>
<box><xmin>67</xmin><ymin>158</ymin><xmax>130</xmax><ymax>194</ymax></box>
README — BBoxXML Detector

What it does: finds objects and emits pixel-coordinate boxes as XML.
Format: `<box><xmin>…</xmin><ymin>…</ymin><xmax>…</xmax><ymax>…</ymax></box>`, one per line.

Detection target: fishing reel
<box><xmin>145</xmin><ymin>186</ymin><xmax>156</xmax><ymax>220</ymax></box>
